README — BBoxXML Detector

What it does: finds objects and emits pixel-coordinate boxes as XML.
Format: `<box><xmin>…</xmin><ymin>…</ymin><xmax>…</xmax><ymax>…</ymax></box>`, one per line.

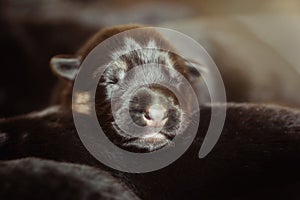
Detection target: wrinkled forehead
<box><xmin>110</xmin><ymin>36</ymin><xmax>178</xmax><ymax>66</ymax></box>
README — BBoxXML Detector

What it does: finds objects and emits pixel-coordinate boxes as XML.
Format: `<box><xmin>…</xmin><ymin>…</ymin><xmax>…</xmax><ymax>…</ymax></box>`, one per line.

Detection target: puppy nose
<box><xmin>144</xmin><ymin>104</ymin><xmax>168</xmax><ymax>127</ymax></box>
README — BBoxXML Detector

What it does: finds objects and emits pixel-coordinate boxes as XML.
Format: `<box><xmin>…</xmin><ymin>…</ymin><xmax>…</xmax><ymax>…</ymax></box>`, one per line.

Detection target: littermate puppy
<box><xmin>1</xmin><ymin>103</ymin><xmax>300</xmax><ymax>199</ymax></box>
<box><xmin>0</xmin><ymin>158</ymin><xmax>139</xmax><ymax>200</ymax></box>
<box><xmin>50</xmin><ymin>24</ymin><xmax>201</xmax><ymax>152</ymax></box>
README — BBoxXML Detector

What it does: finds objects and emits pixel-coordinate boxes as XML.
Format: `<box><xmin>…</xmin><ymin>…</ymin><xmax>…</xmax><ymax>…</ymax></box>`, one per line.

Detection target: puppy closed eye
<box><xmin>105</xmin><ymin>68</ymin><xmax>126</xmax><ymax>85</ymax></box>
<box><xmin>107</xmin><ymin>77</ymin><xmax>119</xmax><ymax>84</ymax></box>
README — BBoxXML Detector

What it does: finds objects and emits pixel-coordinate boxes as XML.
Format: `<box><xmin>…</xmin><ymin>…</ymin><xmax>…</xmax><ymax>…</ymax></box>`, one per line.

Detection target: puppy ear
<box><xmin>183</xmin><ymin>59</ymin><xmax>211</xmax><ymax>104</ymax></box>
<box><xmin>50</xmin><ymin>55</ymin><xmax>81</xmax><ymax>81</ymax></box>
<box><xmin>183</xmin><ymin>58</ymin><xmax>207</xmax><ymax>83</ymax></box>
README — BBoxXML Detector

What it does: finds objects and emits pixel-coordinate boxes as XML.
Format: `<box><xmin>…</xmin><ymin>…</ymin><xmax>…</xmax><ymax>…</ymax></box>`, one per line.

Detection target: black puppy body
<box><xmin>1</xmin><ymin>103</ymin><xmax>300</xmax><ymax>199</ymax></box>
<box><xmin>0</xmin><ymin>158</ymin><xmax>139</xmax><ymax>200</ymax></box>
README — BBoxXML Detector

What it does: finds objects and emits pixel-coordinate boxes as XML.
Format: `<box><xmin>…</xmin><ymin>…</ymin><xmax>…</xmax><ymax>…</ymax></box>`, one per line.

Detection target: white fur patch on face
<box><xmin>111</xmin><ymin>37</ymin><xmax>142</xmax><ymax>61</ymax></box>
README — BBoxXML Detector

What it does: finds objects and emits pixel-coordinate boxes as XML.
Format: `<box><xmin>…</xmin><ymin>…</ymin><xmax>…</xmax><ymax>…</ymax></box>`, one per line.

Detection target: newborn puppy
<box><xmin>0</xmin><ymin>158</ymin><xmax>139</xmax><ymax>200</ymax></box>
<box><xmin>50</xmin><ymin>24</ymin><xmax>200</xmax><ymax>152</ymax></box>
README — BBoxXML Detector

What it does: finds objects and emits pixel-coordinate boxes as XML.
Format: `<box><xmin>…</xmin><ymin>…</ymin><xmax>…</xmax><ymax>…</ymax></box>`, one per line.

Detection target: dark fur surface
<box><xmin>1</xmin><ymin>103</ymin><xmax>300</xmax><ymax>199</ymax></box>
<box><xmin>0</xmin><ymin>158</ymin><xmax>139</xmax><ymax>200</ymax></box>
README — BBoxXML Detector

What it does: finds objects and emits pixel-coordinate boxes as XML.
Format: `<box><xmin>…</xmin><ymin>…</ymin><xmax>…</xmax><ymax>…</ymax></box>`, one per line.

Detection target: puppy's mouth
<box><xmin>141</xmin><ymin>132</ymin><xmax>167</xmax><ymax>139</ymax></box>
<box><xmin>111</xmin><ymin>121</ymin><xmax>178</xmax><ymax>152</ymax></box>
<box><xmin>122</xmin><ymin>131</ymin><xmax>175</xmax><ymax>152</ymax></box>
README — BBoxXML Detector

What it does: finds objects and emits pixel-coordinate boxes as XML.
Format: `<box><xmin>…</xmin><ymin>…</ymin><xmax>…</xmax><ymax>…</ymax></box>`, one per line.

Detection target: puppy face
<box><xmin>95</xmin><ymin>36</ymin><xmax>192</xmax><ymax>152</ymax></box>
<box><xmin>51</xmin><ymin>26</ymin><xmax>201</xmax><ymax>153</ymax></box>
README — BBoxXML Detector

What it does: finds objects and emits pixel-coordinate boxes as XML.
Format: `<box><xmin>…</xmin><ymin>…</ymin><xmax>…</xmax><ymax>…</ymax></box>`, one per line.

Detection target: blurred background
<box><xmin>1</xmin><ymin>0</ymin><xmax>300</xmax><ymax>117</ymax></box>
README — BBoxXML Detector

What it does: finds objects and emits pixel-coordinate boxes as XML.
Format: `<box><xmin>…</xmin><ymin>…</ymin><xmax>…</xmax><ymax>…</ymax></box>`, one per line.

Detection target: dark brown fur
<box><xmin>1</xmin><ymin>103</ymin><xmax>300</xmax><ymax>199</ymax></box>
<box><xmin>0</xmin><ymin>158</ymin><xmax>139</xmax><ymax>200</ymax></box>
